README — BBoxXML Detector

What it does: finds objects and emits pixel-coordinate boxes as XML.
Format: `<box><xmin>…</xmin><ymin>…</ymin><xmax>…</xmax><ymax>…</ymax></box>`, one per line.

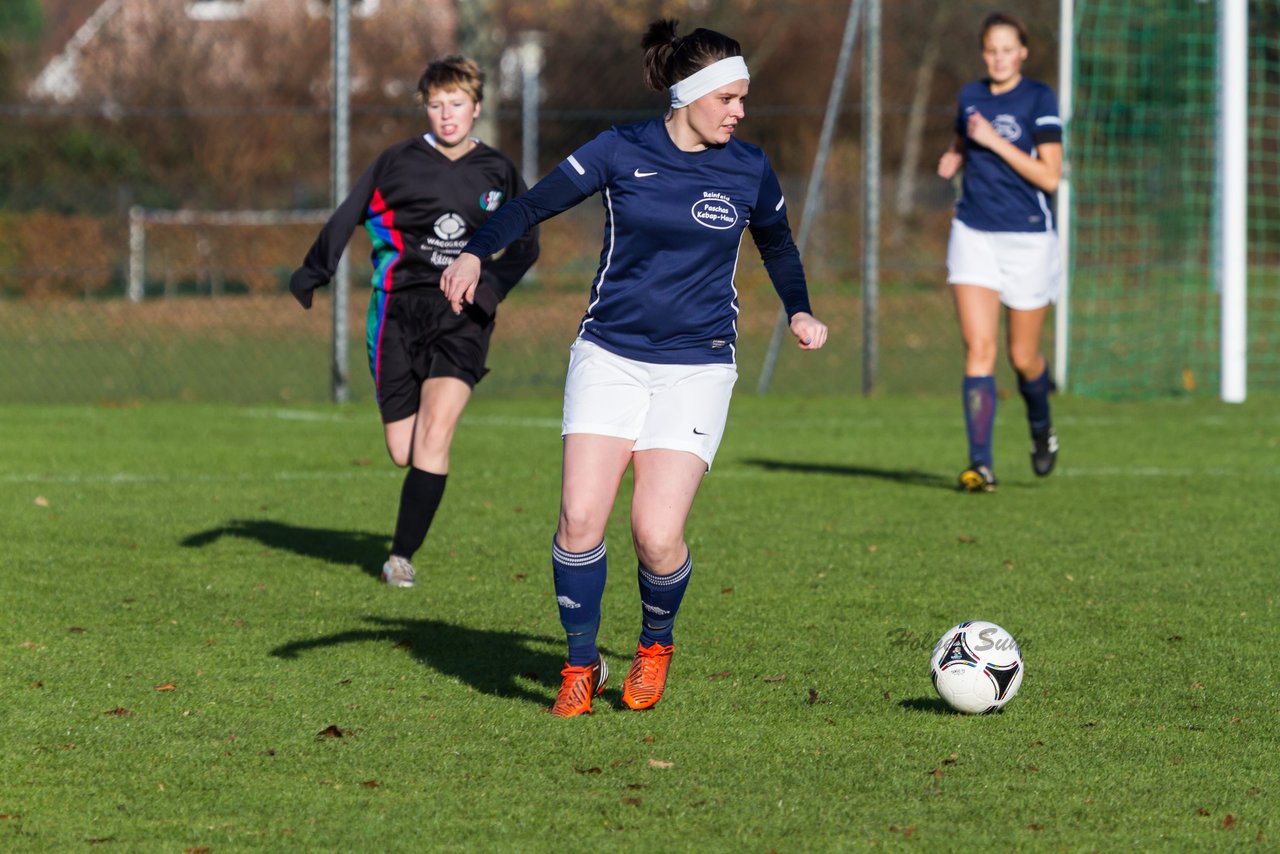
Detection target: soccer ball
<box><xmin>929</xmin><ymin>620</ymin><xmax>1024</xmax><ymax>714</ymax></box>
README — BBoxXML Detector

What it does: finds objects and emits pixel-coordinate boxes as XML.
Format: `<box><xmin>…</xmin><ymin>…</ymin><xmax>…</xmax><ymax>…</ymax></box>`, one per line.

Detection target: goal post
<box><xmin>1064</xmin><ymin>0</ymin><xmax>1268</xmax><ymax>400</ymax></box>
<box><xmin>1055</xmin><ymin>0</ymin><xmax>1073</xmax><ymax>391</ymax></box>
<box><xmin>1218</xmin><ymin>0</ymin><xmax>1247</xmax><ymax>403</ymax></box>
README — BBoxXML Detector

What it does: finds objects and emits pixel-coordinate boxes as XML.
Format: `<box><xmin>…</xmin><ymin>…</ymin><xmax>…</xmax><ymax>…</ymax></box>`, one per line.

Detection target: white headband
<box><xmin>669</xmin><ymin>56</ymin><xmax>750</xmax><ymax>109</ymax></box>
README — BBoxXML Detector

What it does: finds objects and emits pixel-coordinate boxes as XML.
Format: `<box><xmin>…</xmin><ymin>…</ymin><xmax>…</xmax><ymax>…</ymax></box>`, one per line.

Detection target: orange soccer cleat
<box><xmin>550</xmin><ymin>655</ymin><xmax>609</xmax><ymax>717</ymax></box>
<box><xmin>621</xmin><ymin>642</ymin><xmax>674</xmax><ymax>710</ymax></box>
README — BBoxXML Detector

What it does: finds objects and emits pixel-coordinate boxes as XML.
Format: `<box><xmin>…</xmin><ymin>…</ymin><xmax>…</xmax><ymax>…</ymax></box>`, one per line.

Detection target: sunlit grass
<box><xmin>1</xmin><ymin>395</ymin><xmax>1276</xmax><ymax>849</ymax></box>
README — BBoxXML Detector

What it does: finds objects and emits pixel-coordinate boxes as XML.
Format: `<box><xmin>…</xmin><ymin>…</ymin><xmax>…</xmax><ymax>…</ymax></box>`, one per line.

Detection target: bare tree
<box><xmin>891</xmin><ymin>1</ymin><xmax>954</xmax><ymax>247</ymax></box>
<box><xmin>456</xmin><ymin>0</ymin><xmax>502</xmax><ymax>145</ymax></box>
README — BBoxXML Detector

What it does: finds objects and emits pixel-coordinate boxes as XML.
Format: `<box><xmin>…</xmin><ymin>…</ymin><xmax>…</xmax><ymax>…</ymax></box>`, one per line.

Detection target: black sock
<box><xmin>1018</xmin><ymin>364</ymin><xmax>1053</xmax><ymax>435</ymax></box>
<box><xmin>390</xmin><ymin>468</ymin><xmax>447</xmax><ymax>560</ymax></box>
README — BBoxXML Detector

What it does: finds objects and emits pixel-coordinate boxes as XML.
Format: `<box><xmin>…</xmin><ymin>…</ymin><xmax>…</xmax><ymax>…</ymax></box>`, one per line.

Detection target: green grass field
<box><xmin>2</xmin><ymin>394</ymin><xmax>1276</xmax><ymax>851</ymax></box>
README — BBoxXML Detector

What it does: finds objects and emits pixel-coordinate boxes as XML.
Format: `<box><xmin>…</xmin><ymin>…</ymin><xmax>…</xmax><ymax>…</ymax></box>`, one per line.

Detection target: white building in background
<box><xmin>28</xmin><ymin>0</ymin><xmax>454</xmax><ymax>105</ymax></box>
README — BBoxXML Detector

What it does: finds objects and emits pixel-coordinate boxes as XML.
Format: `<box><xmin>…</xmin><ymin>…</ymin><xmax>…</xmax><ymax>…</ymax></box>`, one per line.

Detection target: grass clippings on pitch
<box><xmin>1</xmin><ymin>394</ymin><xmax>1276</xmax><ymax>850</ymax></box>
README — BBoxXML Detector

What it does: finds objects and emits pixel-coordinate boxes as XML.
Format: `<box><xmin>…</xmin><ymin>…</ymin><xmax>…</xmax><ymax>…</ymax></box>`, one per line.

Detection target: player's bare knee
<box><xmin>965</xmin><ymin>340</ymin><xmax>998</xmax><ymax>370</ymax></box>
<box><xmin>631</xmin><ymin>526</ymin><xmax>683</xmax><ymax>571</ymax></box>
<box><xmin>1008</xmin><ymin>349</ymin><xmax>1042</xmax><ymax>379</ymax></box>
<box><xmin>558</xmin><ymin>507</ymin><xmax>605</xmax><ymax>552</ymax></box>
<box><xmin>413</xmin><ymin>431</ymin><xmax>454</xmax><ymax>467</ymax></box>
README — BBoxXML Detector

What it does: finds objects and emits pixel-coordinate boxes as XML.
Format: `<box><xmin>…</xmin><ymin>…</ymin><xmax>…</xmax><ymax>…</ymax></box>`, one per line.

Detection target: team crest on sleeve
<box><xmin>691</xmin><ymin>192</ymin><xmax>739</xmax><ymax>230</ymax></box>
<box><xmin>992</xmin><ymin>114</ymin><xmax>1023</xmax><ymax>142</ymax></box>
<box><xmin>479</xmin><ymin>190</ymin><xmax>505</xmax><ymax>211</ymax></box>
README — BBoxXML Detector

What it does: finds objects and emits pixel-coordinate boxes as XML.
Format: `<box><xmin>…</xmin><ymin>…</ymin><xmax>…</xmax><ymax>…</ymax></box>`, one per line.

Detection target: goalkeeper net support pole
<box><xmin>331</xmin><ymin>0</ymin><xmax>351</xmax><ymax>404</ymax></box>
<box><xmin>861</xmin><ymin>0</ymin><xmax>881</xmax><ymax>396</ymax></box>
<box><xmin>756</xmin><ymin>0</ymin><xmax>865</xmax><ymax>394</ymax></box>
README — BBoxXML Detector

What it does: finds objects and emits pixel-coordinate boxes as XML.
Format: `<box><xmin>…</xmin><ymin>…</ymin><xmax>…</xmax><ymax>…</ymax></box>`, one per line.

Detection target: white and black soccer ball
<box><xmin>929</xmin><ymin>620</ymin><xmax>1024</xmax><ymax>714</ymax></box>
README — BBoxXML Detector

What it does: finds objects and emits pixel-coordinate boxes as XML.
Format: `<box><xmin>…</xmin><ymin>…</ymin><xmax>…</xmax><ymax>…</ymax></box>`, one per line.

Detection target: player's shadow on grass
<box><xmin>270</xmin><ymin>616</ymin><xmax>564</xmax><ymax>707</ymax></box>
<box><xmin>180</xmin><ymin>519</ymin><xmax>388</xmax><ymax>581</ymax></box>
<box><xmin>742</xmin><ymin>458</ymin><xmax>955</xmax><ymax>490</ymax></box>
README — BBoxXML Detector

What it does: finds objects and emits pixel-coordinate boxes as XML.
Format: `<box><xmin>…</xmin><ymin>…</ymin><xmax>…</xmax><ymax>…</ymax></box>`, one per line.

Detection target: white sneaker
<box><xmin>381</xmin><ymin>555</ymin><xmax>416</xmax><ymax>588</ymax></box>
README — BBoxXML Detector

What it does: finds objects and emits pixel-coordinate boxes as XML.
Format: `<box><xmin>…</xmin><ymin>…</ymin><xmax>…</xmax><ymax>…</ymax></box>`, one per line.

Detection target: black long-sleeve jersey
<box><xmin>290</xmin><ymin>135</ymin><xmax>539</xmax><ymax>318</ymax></box>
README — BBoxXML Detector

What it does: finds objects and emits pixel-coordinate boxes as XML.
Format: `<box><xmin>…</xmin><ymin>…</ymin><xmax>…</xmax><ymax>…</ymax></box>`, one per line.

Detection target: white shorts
<box><xmin>946</xmin><ymin>218</ymin><xmax>1061</xmax><ymax>310</ymax></box>
<box><xmin>562</xmin><ymin>338</ymin><xmax>737</xmax><ymax>468</ymax></box>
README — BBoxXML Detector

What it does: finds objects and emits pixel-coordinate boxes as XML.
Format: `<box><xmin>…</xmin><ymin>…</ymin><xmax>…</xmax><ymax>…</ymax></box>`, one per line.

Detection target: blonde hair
<box><xmin>415</xmin><ymin>55</ymin><xmax>484</xmax><ymax>105</ymax></box>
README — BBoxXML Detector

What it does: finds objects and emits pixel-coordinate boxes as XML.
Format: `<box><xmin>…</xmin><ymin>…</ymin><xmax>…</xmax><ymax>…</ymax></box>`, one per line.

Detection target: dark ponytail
<box><xmin>641</xmin><ymin>18</ymin><xmax>742</xmax><ymax>92</ymax></box>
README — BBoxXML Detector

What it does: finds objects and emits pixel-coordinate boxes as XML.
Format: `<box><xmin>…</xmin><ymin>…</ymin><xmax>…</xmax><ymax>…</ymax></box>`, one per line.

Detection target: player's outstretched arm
<box><xmin>789</xmin><ymin>311</ymin><xmax>828</xmax><ymax>350</ymax></box>
<box><xmin>288</xmin><ymin>160</ymin><xmax>381</xmax><ymax>310</ymax></box>
<box><xmin>443</xmin><ymin>169</ymin><xmax>591</xmax><ymax>314</ymax></box>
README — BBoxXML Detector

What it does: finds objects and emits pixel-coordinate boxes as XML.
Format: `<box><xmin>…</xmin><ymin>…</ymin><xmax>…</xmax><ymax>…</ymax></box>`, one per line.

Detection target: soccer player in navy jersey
<box><xmin>442</xmin><ymin>19</ymin><xmax>828</xmax><ymax>717</ymax></box>
<box><xmin>937</xmin><ymin>12</ymin><xmax>1062</xmax><ymax>493</ymax></box>
<box><xmin>289</xmin><ymin>56</ymin><xmax>539</xmax><ymax>586</ymax></box>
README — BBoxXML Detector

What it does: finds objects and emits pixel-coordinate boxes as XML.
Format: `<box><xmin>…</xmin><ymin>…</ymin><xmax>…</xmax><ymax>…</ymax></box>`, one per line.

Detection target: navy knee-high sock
<box><xmin>963</xmin><ymin>375</ymin><xmax>997</xmax><ymax>468</ymax></box>
<box><xmin>390</xmin><ymin>468</ymin><xmax>447</xmax><ymax>560</ymax></box>
<box><xmin>1018</xmin><ymin>364</ymin><xmax>1054</xmax><ymax>435</ymax></box>
<box><xmin>637</xmin><ymin>552</ymin><xmax>692</xmax><ymax>647</ymax></box>
<box><xmin>552</xmin><ymin>538</ymin><xmax>607</xmax><ymax>667</ymax></box>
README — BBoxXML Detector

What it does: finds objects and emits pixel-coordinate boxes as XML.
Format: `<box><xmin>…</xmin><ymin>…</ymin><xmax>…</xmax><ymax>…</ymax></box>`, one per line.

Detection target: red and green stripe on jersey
<box><xmin>364</xmin><ymin>188</ymin><xmax>402</xmax><ymax>390</ymax></box>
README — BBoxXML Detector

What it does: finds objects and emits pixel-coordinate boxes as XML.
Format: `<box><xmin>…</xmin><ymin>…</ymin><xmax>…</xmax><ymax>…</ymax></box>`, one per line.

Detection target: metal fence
<box><xmin>0</xmin><ymin>0</ymin><xmax>1063</xmax><ymax>405</ymax></box>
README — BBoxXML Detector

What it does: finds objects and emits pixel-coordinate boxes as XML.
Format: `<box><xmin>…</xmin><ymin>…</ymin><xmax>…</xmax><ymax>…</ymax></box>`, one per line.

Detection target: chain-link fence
<box><xmin>2</xmin><ymin>0</ymin><xmax>1069</xmax><ymax>405</ymax></box>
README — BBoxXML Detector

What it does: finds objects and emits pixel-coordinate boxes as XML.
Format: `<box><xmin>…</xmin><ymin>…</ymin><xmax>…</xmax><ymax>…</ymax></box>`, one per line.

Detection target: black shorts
<box><xmin>366</xmin><ymin>287</ymin><xmax>493</xmax><ymax>424</ymax></box>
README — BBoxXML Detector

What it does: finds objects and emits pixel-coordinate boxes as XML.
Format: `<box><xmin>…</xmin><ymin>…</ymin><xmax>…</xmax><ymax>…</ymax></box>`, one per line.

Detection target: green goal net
<box><xmin>1067</xmin><ymin>1</ymin><xmax>1279</xmax><ymax>399</ymax></box>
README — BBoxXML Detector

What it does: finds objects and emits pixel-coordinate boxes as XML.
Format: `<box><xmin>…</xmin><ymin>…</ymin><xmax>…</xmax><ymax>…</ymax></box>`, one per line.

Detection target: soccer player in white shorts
<box><xmin>441</xmin><ymin>19</ymin><xmax>828</xmax><ymax>717</ymax></box>
<box><xmin>938</xmin><ymin>11</ymin><xmax>1063</xmax><ymax>493</ymax></box>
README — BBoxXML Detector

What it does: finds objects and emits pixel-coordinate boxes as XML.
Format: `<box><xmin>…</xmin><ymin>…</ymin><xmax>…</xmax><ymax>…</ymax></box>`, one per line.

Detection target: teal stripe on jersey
<box><xmin>365</xmin><ymin>289</ymin><xmax>389</xmax><ymax>389</ymax></box>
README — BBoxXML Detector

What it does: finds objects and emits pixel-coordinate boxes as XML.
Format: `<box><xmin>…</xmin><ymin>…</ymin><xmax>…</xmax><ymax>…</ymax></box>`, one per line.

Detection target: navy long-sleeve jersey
<box><xmin>290</xmin><ymin>135</ymin><xmax>539</xmax><ymax>318</ymax></box>
<box><xmin>463</xmin><ymin>118</ymin><xmax>811</xmax><ymax>365</ymax></box>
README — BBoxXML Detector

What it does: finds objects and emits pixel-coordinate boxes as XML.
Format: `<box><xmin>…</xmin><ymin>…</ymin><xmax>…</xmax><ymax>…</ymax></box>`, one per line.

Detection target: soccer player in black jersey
<box><xmin>290</xmin><ymin>56</ymin><xmax>539</xmax><ymax>587</ymax></box>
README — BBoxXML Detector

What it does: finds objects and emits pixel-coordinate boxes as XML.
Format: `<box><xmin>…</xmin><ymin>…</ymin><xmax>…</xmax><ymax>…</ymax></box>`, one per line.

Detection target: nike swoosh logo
<box><xmin>692</xmin><ymin>428</ymin><xmax>708</xmax><ymax>436</ymax></box>
<box><xmin>634</xmin><ymin>169</ymin><xmax>657</xmax><ymax>178</ymax></box>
